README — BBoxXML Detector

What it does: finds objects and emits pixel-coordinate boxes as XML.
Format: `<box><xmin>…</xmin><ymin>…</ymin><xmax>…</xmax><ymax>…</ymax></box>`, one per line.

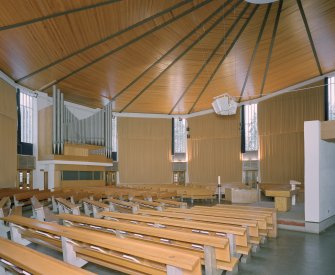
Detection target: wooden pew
<box><xmin>213</xmin><ymin>204</ymin><xmax>277</xmax><ymax>238</ymax></box>
<box><xmin>165</xmin><ymin>207</ymin><xmax>270</xmax><ymax>238</ymax></box>
<box><xmin>58</xmin><ymin>213</ymin><xmax>238</xmax><ymax>274</ymax></box>
<box><xmin>31</xmin><ymin>196</ymin><xmax>58</xmax><ymax>222</ymax></box>
<box><xmin>105</xmin><ymin>198</ymin><xmax>139</xmax><ymax>214</ymax></box>
<box><xmin>130</xmin><ymin>198</ymin><xmax>164</xmax><ymax>211</ymax></box>
<box><xmin>51</xmin><ymin>191</ymin><xmax>73</xmax><ymax>212</ymax></box>
<box><xmin>9</xmin><ymin>206</ymin><xmax>22</xmax><ymax>216</ymax></box>
<box><xmin>55</xmin><ymin>198</ymin><xmax>81</xmax><ymax>215</ymax></box>
<box><xmin>0</xmin><ymin>197</ymin><xmax>11</xmax><ymax>238</ymax></box>
<box><xmin>136</xmin><ymin>209</ymin><xmax>261</xmax><ymax>247</ymax></box>
<box><xmin>190</xmin><ymin>206</ymin><xmax>275</xmax><ymax>239</ymax></box>
<box><xmin>155</xmin><ymin>198</ymin><xmax>187</xmax><ymax>209</ymax></box>
<box><xmin>99</xmin><ymin>211</ymin><xmax>251</xmax><ymax>260</ymax></box>
<box><xmin>13</xmin><ymin>190</ymin><xmax>41</xmax><ymax>206</ymax></box>
<box><xmin>0</xmin><ymin>237</ymin><xmax>93</xmax><ymax>274</ymax></box>
<box><xmin>82</xmin><ymin>198</ymin><xmax>111</xmax><ymax>218</ymax></box>
<box><xmin>3</xmin><ymin>215</ymin><xmax>201</xmax><ymax>275</ymax></box>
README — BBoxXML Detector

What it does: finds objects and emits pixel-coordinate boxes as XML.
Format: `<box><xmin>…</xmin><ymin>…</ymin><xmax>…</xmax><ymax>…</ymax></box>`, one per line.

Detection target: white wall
<box><xmin>319</xmin><ymin>138</ymin><xmax>335</xmax><ymax>221</ymax></box>
<box><xmin>305</xmin><ymin>120</ymin><xmax>335</xmax><ymax>223</ymax></box>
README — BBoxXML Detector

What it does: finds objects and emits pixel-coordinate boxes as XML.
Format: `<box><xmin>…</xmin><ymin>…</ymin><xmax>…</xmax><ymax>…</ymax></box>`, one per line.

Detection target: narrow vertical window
<box><xmin>327</xmin><ymin>76</ymin><xmax>335</xmax><ymax>120</ymax></box>
<box><xmin>17</xmin><ymin>89</ymin><xmax>34</xmax><ymax>156</ymax></box>
<box><xmin>244</xmin><ymin>104</ymin><xmax>258</xmax><ymax>152</ymax></box>
<box><xmin>111</xmin><ymin>116</ymin><xmax>118</xmax><ymax>160</ymax></box>
<box><xmin>173</xmin><ymin>118</ymin><xmax>187</xmax><ymax>154</ymax></box>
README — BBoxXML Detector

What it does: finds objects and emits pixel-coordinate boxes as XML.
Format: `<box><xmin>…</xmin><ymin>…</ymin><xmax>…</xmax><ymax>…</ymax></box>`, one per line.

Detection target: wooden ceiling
<box><xmin>0</xmin><ymin>0</ymin><xmax>334</xmax><ymax>114</ymax></box>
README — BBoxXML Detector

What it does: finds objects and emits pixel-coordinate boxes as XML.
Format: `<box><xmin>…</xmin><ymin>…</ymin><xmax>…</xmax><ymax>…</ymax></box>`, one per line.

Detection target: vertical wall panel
<box><xmin>0</xmin><ymin>78</ymin><xmax>17</xmax><ymax>187</ymax></box>
<box><xmin>118</xmin><ymin>117</ymin><xmax>172</xmax><ymax>184</ymax></box>
<box><xmin>258</xmin><ymin>81</ymin><xmax>324</xmax><ymax>184</ymax></box>
<box><xmin>187</xmin><ymin>112</ymin><xmax>242</xmax><ymax>184</ymax></box>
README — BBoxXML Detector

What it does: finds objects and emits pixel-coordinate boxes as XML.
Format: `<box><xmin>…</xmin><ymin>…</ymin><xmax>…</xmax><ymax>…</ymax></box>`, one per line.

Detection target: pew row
<box><xmin>82</xmin><ymin>198</ymin><xmax>111</xmax><ymax>218</ymax></box>
<box><xmin>0</xmin><ymin>237</ymin><xmax>93</xmax><ymax>275</ymax></box>
<box><xmin>99</xmin><ymin>211</ymin><xmax>251</xmax><ymax>259</ymax></box>
<box><xmin>154</xmin><ymin>199</ymin><xmax>187</xmax><ymax>209</ymax></box>
<box><xmin>212</xmin><ymin>204</ymin><xmax>277</xmax><ymax>238</ymax></box>
<box><xmin>105</xmin><ymin>198</ymin><xmax>139</xmax><ymax>213</ymax></box>
<box><xmin>165</xmin><ymin>207</ymin><xmax>272</xmax><ymax>239</ymax></box>
<box><xmin>136</xmin><ymin>209</ymin><xmax>261</xmax><ymax>246</ymax></box>
<box><xmin>0</xmin><ymin>197</ymin><xmax>11</xmax><ymax>238</ymax></box>
<box><xmin>2</xmin><ymin>215</ymin><xmax>202</xmax><ymax>275</ymax></box>
<box><xmin>130</xmin><ymin>198</ymin><xmax>164</xmax><ymax>211</ymax></box>
<box><xmin>58</xmin><ymin>213</ymin><xmax>239</xmax><ymax>274</ymax></box>
<box><xmin>55</xmin><ymin>198</ymin><xmax>80</xmax><ymax>215</ymax></box>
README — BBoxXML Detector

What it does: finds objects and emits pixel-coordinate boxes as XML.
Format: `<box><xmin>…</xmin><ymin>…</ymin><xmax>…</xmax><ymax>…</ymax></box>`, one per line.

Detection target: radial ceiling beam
<box><xmin>112</xmin><ymin>0</ymin><xmax>237</xmax><ymax>102</ymax></box>
<box><xmin>119</xmin><ymin>1</ymin><xmax>243</xmax><ymax>113</ymax></box>
<box><xmin>17</xmin><ymin>0</ymin><xmax>192</xmax><ymax>83</ymax></box>
<box><xmin>0</xmin><ymin>0</ymin><xmax>121</xmax><ymax>32</ymax></box>
<box><xmin>296</xmin><ymin>0</ymin><xmax>323</xmax><ymax>75</ymax></box>
<box><xmin>40</xmin><ymin>0</ymin><xmax>212</xmax><ymax>92</ymax></box>
<box><xmin>169</xmin><ymin>1</ymin><xmax>247</xmax><ymax>115</ymax></box>
<box><xmin>259</xmin><ymin>0</ymin><xmax>283</xmax><ymax>96</ymax></box>
<box><xmin>238</xmin><ymin>3</ymin><xmax>272</xmax><ymax>102</ymax></box>
<box><xmin>188</xmin><ymin>5</ymin><xmax>259</xmax><ymax>114</ymax></box>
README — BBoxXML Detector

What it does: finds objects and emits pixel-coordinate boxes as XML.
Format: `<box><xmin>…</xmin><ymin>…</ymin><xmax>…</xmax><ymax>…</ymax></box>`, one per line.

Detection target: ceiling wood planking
<box><xmin>202</xmin><ymin>4</ymin><xmax>270</xmax><ymax>105</ymax></box>
<box><xmin>135</xmin><ymin>1</ymin><xmax>244</xmax><ymax>115</ymax></box>
<box><xmin>119</xmin><ymin>1</ymin><xmax>241</xmax><ymax>113</ymax></box>
<box><xmin>296</xmin><ymin>0</ymin><xmax>322</xmax><ymax>75</ymax></box>
<box><xmin>0</xmin><ymin>0</ymin><xmax>110</xmax><ymax>27</ymax></box>
<box><xmin>108</xmin><ymin>1</ymin><xmax>232</xmax><ymax>103</ymax></box>
<box><xmin>56</xmin><ymin>0</ymin><xmax>225</xmax><ymax>110</ymax></box>
<box><xmin>238</xmin><ymin>3</ymin><xmax>272</xmax><ymax>101</ymax></box>
<box><xmin>18</xmin><ymin>2</ymin><xmax>195</xmax><ymax>90</ymax></box>
<box><xmin>242</xmin><ymin>3</ymin><xmax>278</xmax><ymax>100</ymax></box>
<box><xmin>262</xmin><ymin>0</ymin><xmax>320</xmax><ymax>95</ymax></box>
<box><xmin>13</xmin><ymin>0</ymin><xmax>187</xmax><ymax>82</ymax></box>
<box><xmin>39</xmin><ymin>0</ymin><xmax>214</xmax><ymax>92</ymax></box>
<box><xmin>168</xmin><ymin>3</ymin><xmax>246</xmax><ymax>114</ymax></box>
<box><xmin>300</xmin><ymin>0</ymin><xmax>335</xmax><ymax>74</ymax></box>
<box><xmin>188</xmin><ymin>4</ymin><xmax>259</xmax><ymax>113</ymax></box>
<box><xmin>0</xmin><ymin>0</ymin><xmax>335</xmax><ymax>113</ymax></box>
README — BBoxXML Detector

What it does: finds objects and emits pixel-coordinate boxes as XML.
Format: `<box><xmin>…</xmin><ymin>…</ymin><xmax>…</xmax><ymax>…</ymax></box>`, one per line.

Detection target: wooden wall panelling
<box><xmin>0</xmin><ymin>78</ymin><xmax>17</xmax><ymax>187</ymax></box>
<box><xmin>187</xmin><ymin>112</ymin><xmax>242</xmax><ymax>184</ymax></box>
<box><xmin>38</xmin><ymin>106</ymin><xmax>53</xmax><ymax>160</ymax></box>
<box><xmin>118</xmin><ymin>117</ymin><xmax>172</xmax><ymax>184</ymax></box>
<box><xmin>258</xmin><ymin>80</ymin><xmax>324</xmax><ymax>184</ymax></box>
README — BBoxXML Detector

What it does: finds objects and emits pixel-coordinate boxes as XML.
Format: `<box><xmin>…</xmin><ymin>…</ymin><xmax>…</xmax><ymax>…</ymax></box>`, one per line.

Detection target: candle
<box><xmin>218</xmin><ymin>176</ymin><xmax>221</xmax><ymax>186</ymax></box>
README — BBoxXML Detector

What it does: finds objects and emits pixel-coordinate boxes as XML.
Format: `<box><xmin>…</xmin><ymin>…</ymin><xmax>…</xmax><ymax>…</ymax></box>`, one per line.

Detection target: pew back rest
<box><xmin>0</xmin><ymin>237</ymin><xmax>93</xmax><ymax>275</ymax></box>
<box><xmin>3</xmin><ymin>215</ymin><xmax>201</xmax><ymax>273</ymax></box>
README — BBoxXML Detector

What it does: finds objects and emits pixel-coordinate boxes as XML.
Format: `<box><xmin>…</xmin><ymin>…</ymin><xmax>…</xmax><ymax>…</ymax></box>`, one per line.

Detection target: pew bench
<box><xmin>82</xmin><ymin>198</ymin><xmax>111</xmax><ymax>218</ymax></box>
<box><xmin>105</xmin><ymin>198</ymin><xmax>139</xmax><ymax>213</ymax></box>
<box><xmin>136</xmin><ymin>209</ymin><xmax>261</xmax><ymax>246</ymax></box>
<box><xmin>55</xmin><ymin>198</ymin><xmax>81</xmax><ymax>215</ymax></box>
<box><xmin>51</xmin><ymin>191</ymin><xmax>73</xmax><ymax>212</ymax></box>
<box><xmin>58</xmin><ymin>213</ymin><xmax>239</xmax><ymax>274</ymax></box>
<box><xmin>213</xmin><ymin>204</ymin><xmax>277</xmax><ymax>238</ymax></box>
<box><xmin>130</xmin><ymin>198</ymin><xmax>164</xmax><ymax>211</ymax></box>
<box><xmin>155</xmin><ymin>198</ymin><xmax>187</xmax><ymax>209</ymax></box>
<box><xmin>0</xmin><ymin>197</ymin><xmax>11</xmax><ymax>238</ymax></box>
<box><xmin>99</xmin><ymin>211</ymin><xmax>251</xmax><ymax>259</ymax></box>
<box><xmin>166</xmin><ymin>208</ymin><xmax>270</xmax><ymax>239</ymax></box>
<box><xmin>31</xmin><ymin>196</ymin><xmax>58</xmax><ymax>222</ymax></box>
<box><xmin>0</xmin><ymin>237</ymin><xmax>93</xmax><ymax>274</ymax></box>
<box><xmin>2</xmin><ymin>215</ymin><xmax>202</xmax><ymax>275</ymax></box>
<box><xmin>190</xmin><ymin>206</ymin><xmax>275</xmax><ymax>239</ymax></box>
<box><xmin>13</xmin><ymin>190</ymin><xmax>41</xmax><ymax>207</ymax></box>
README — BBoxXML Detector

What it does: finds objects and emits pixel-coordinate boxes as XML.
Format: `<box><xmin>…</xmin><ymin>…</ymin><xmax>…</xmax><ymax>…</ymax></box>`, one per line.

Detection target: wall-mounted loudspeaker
<box><xmin>212</xmin><ymin>93</ymin><xmax>238</xmax><ymax>115</ymax></box>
